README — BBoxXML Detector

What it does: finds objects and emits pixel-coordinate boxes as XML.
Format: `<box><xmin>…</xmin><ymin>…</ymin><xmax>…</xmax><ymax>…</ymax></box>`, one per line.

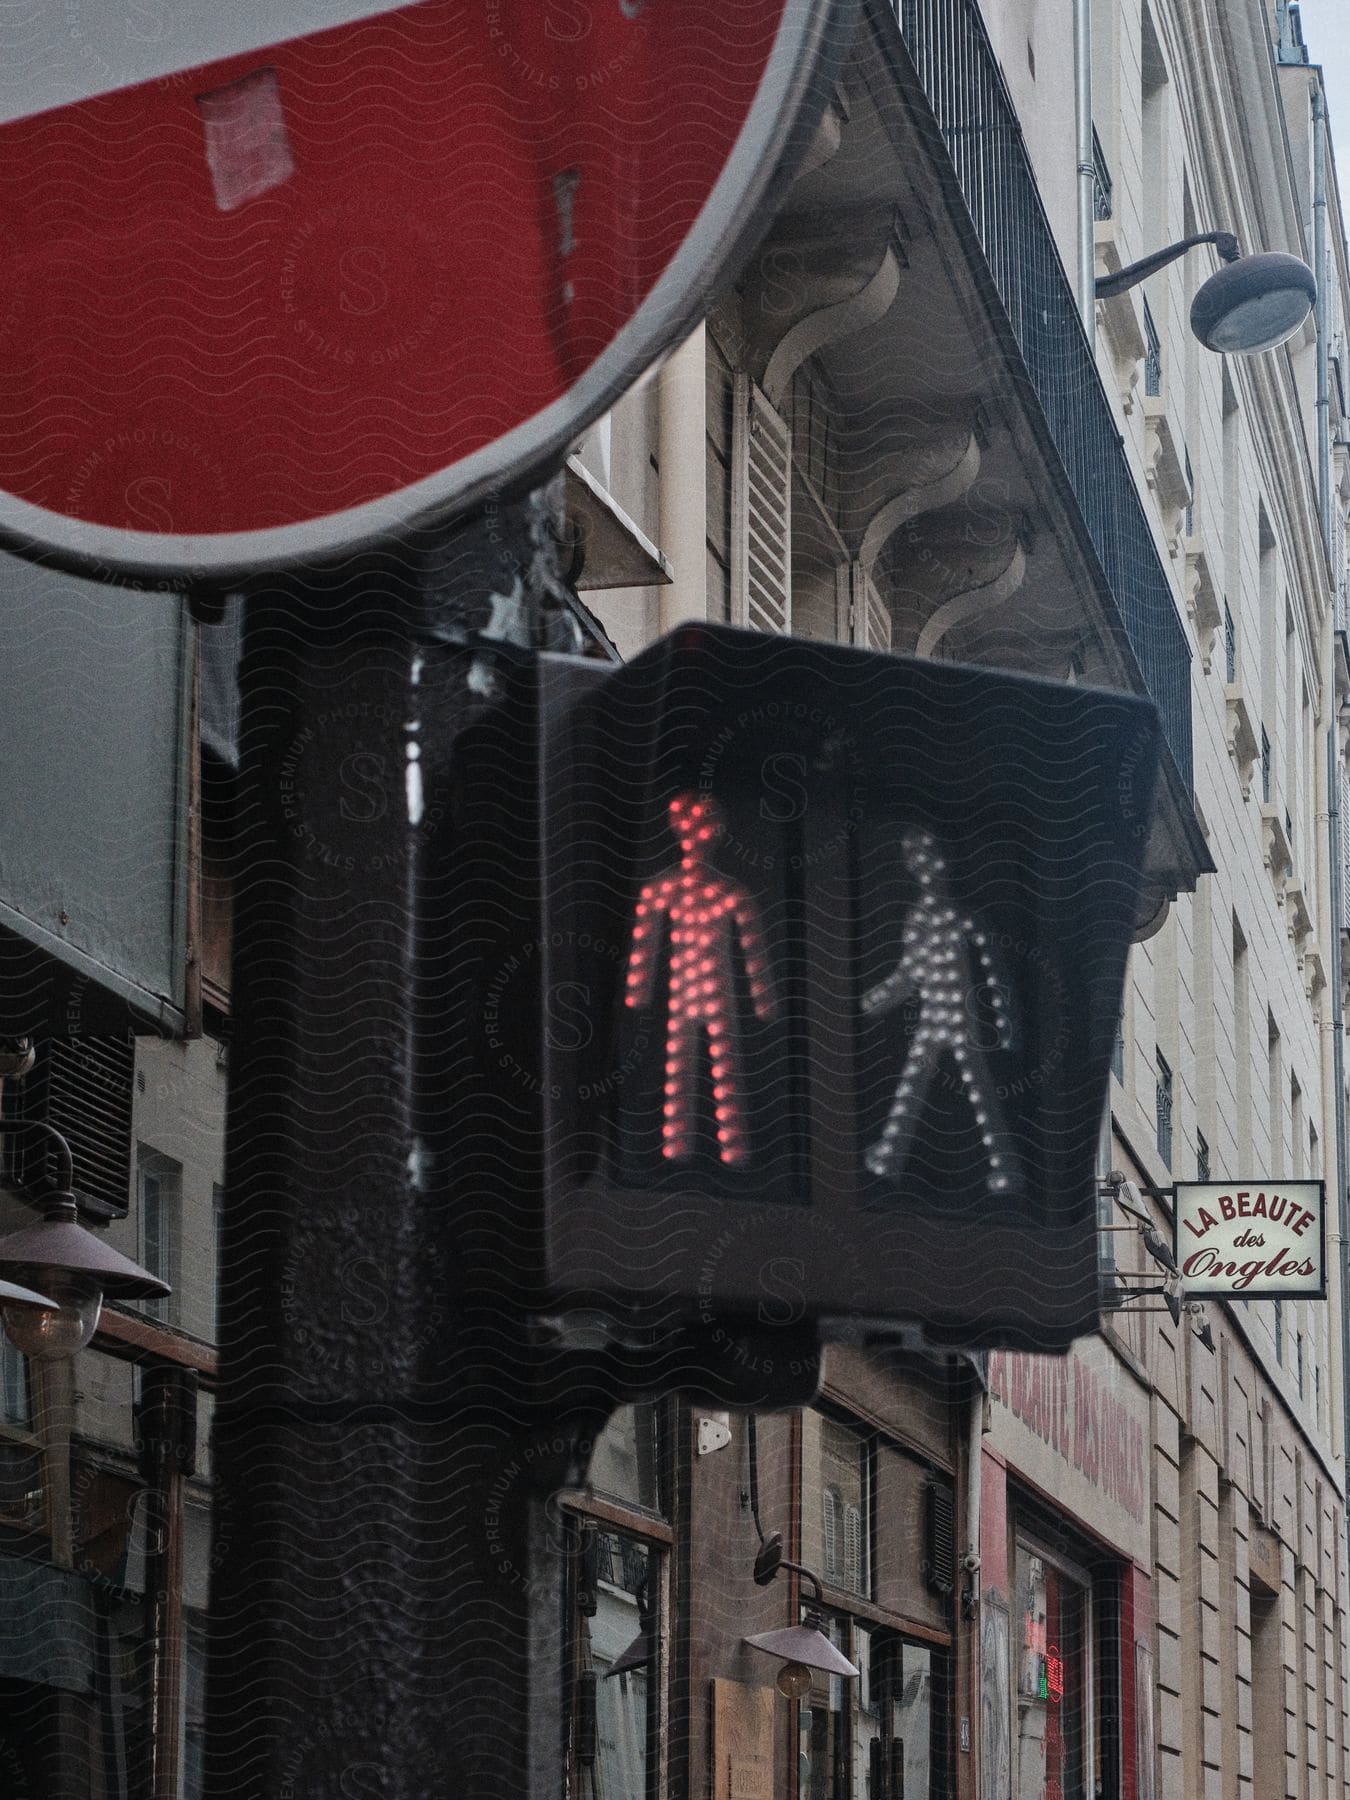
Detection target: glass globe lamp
<box><xmin>0</xmin><ymin>1128</ymin><xmax>169</xmax><ymax>1360</ymax></box>
<box><xmin>1</xmin><ymin>1270</ymin><xmax>103</xmax><ymax>1359</ymax></box>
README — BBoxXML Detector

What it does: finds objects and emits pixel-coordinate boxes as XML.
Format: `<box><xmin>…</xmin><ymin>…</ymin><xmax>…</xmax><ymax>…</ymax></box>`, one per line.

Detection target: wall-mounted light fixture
<box><xmin>0</xmin><ymin>1121</ymin><xmax>169</xmax><ymax>1358</ymax></box>
<box><xmin>1096</xmin><ymin>230</ymin><xmax>1315</xmax><ymax>354</ymax></box>
<box><xmin>743</xmin><ymin>1533</ymin><xmax>860</xmax><ymax>1698</ymax></box>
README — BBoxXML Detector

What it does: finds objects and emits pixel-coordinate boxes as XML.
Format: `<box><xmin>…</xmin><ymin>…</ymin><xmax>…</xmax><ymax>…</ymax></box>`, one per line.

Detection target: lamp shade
<box><xmin>0</xmin><ymin>1212</ymin><xmax>169</xmax><ymax>1302</ymax></box>
<box><xmin>744</xmin><ymin>1622</ymin><xmax>860</xmax><ymax>1679</ymax></box>
<box><xmin>0</xmin><ymin>1276</ymin><xmax>58</xmax><ymax>1310</ymax></box>
<box><xmin>1191</xmin><ymin>251</ymin><xmax>1316</xmax><ymax>353</ymax></box>
<box><xmin>605</xmin><ymin>1630</ymin><xmax>652</xmax><ymax>1678</ymax></box>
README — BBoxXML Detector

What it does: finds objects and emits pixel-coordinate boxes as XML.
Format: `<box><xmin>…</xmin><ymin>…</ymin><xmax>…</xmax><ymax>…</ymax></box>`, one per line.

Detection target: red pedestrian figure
<box><xmin>624</xmin><ymin>793</ymin><xmax>775</xmax><ymax>1164</ymax></box>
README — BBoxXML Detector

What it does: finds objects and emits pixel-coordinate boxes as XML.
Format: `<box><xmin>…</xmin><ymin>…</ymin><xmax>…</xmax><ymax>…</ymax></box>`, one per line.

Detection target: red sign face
<box><xmin>0</xmin><ymin>1</ymin><xmax>839</xmax><ymax>576</ymax></box>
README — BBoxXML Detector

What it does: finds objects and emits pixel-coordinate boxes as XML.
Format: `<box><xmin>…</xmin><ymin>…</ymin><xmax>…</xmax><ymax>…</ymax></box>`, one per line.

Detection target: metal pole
<box><xmin>1315</xmin><ymin>84</ymin><xmax>1331</xmax><ymax>554</ymax></box>
<box><xmin>1073</xmin><ymin>0</ymin><xmax>1095</xmax><ymax>343</ymax></box>
<box><xmin>1327</xmin><ymin>725</ymin><xmax>1350</xmax><ymax>1594</ymax></box>
<box><xmin>142</xmin><ymin>1367</ymin><xmax>194</xmax><ymax>1800</ymax></box>
<box><xmin>204</xmin><ymin>482</ymin><xmax>598</xmax><ymax>1800</ymax></box>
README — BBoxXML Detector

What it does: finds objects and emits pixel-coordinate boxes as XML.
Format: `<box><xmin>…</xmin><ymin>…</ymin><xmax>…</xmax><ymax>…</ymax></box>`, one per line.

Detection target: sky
<box><xmin>1295</xmin><ymin>0</ymin><xmax>1350</xmax><ymax>169</ymax></box>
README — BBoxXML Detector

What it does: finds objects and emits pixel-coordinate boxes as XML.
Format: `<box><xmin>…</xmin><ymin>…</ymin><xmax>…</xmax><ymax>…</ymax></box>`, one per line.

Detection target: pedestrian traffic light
<box><xmin>537</xmin><ymin>623</ymin><xmax>1159</xmax><ymax>1352</ymax></box>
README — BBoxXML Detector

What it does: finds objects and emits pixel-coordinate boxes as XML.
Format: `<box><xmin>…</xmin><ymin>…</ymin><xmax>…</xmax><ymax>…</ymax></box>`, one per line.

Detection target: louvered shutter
<box><xmin>924</xmin><ymin>1481</ymin><xmax>956</xmax><ymax>1596</ymax></box>
<box><xmin>843</xmin><ymin>1503</ymin><xmax>863</xmax><ymax>1594</ymax></box>
<box><xmin>822</xmin><ymin>1487</ymin><xmax>838</xmax><ymax>1581</ymax></box>
<box><xmin>1</xmin><ymin>1035</ymin><xmax>134</xmax><ymax>1215</ymax></box>
<box><xmin>731</xmin><ymin>374</ymin><xmax>792</xmax><ymax>635</ymax></box>
<box><xmin>835</xmin><ymin>560</ymin><xmax>892</xmax><ymax>650</ymax></box>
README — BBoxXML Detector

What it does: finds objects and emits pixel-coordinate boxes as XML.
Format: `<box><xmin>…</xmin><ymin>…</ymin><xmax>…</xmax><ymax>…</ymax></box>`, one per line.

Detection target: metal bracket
<box><xmin>696</xmin><ymin>1412</ymin><xmax>732</xmax><ymax>1456</ymax></box>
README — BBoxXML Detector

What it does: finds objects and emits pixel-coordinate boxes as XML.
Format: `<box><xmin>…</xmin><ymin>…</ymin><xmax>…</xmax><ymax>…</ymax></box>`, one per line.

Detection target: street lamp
<box><xmin>0</xmin><ymin>1121</ymin><xmax>169</xmax><ymax>1358</ymax></box>
<box><xmin>743</xmin><ymin>1533</ymin><xmax>860</xmax><ymax>1698</ymax></box>
<box><xmin>1096</xmin><ymin>230</ymin><xmax>1316</xmax><ymax>353</ymax></box>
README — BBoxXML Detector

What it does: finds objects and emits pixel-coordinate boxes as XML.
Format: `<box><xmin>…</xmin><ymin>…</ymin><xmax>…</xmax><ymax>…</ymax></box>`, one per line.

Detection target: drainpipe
<box><xmin>1315</xmin><ymin>84</ymin><xmax>1331</xmax><ymax>552</ymax></box>
<box><xmin>1074</xmin><ymin>0</ymin><xmax>1095</xmax><ymax>343</ymax></box>
<box><xmin>1327</xmin><ymin>725</ymin><xmax>1350</xmax><ymax>1554</ymax></box>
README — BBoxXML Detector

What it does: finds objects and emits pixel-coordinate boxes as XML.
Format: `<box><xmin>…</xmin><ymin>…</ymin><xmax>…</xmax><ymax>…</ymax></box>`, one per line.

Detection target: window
<box><xmin>565</xmin><ymin>1406</ymin><xmax>669</xmax><ymax>1800</ymax></box>
<box><xmin>1092</xmin><ymin>128</ymin><xmax>1113</xmax><ymax>221</ymax></box>
<box><xmin>1143</xmin><ymin>298</ymin><xmax>1161</xmax><ymax>397</ymax></box>
<box><xmin>1297</xmin><ymin>1332</ymin><xmax>1304</xmax><ymax>1398</ymax></box>
<box><xmin>806</xmin><ymin>1414</ymin><xmax>870</xmax><ymax>1599</ymax></box>
<box><xmin>184</xmin><ymin>1609</ymin><xmax>207</xmax><ymax>1800</ymax></box>
<box><xmin>1014</xmin><ymin>1533</ymin><xmax>1121</xmax><ymax>1800</ymax></box>
<box><xmin>138</xmin><ymin>1147</ymin><xmax>182</xmax><ymax>1324</ymax></box>
<box><xmin>587</xmin><ymin>1403</ymin><xmax>664</xmax><ymax>1516</ymax></box>
<box><xmin>1110</xmin><ymin>1014</ymin><xmax>1125</xmax><ymax>1085</ymax></box>
<box><xmin>570</xmin><ymin>1525</ymin><xmax>659</xmax><ymax>1799</ymax></box>
<box><xmin>1155</xmin><ymin>1052</ymin><xmax>1173</xmax><ymax>1167</ymax></box>
<box><xmin>1233</xmin><ymin>919</ymin><xmax>1250</xmax><ymax>1167</ymax></box>
<box><xmin>1195</xmin><ymin>1131</ymin><xmax>1209</xmax><ymax>1182</ymax></box>
<box><xmin>1183</xmin><ymin>445</ymin><xmax>1194</xmax><ymax>538</ymax></box>
<box><xmin>1260</xmin><ymin>727</ymin><xmax>1271</xmax><ymax>803</ymax></box>
<box><xmin>1274</xmin><ymin>1299</ymin><xmax>1284</xmax><ymax>1363</ymax></box>
<box><xmin>799</xmin><ymin>1623</ymin><xmax>947</xmax><ymax>1800</ymax></box>
<box><xmin>0</xmin><ymin>1336</ymin><xmax>28</xmax><ymax>1429</ymax></box>
<box><xmin>1224</xmin><ymin>601</ymin><xmax>1236</xmax><ymax>683</ymax></box>
<box><xmin>798</xmin><ymin>1414</ymin><xmax>953</xmax><ymax>1798</ymax></box>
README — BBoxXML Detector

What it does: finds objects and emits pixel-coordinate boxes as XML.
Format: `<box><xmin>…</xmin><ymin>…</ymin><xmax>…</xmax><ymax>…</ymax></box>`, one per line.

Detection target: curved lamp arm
<box><xmin>1096</xmin><ymin>230</ymin><xmax>1240</xmax><ymax>300</ymax></box>
<box><xmin>2</xmin><ymin>1117</ymin><xmax>74</xmax><ymax>1200</ymax></box>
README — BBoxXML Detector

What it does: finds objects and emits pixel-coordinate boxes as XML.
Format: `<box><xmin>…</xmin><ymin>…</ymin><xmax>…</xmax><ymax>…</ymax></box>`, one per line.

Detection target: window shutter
<box><xmin>835</xmin><ymin>561</ymin><xmax>892</xmax><ymax>650</ymax></box>
<box><xmin>822</xmin><ymin>1486</ymin><xmax>838</xmax><ymax>1580</ymax></box>
<box><xmin>731</xmin><ymin>373</ymin><xmax>792</xmax><ymax>635</ymax></box>
<box><xmin>844</xmin><ymin>1503</ymin><xmax>863</xmax><ymax>1594</ymax></box>
<box><xmin>1</xmin><ymin>1034</ymin><xmax>134</xmax><ymax>1216</ymax></box>
<box><xmin>924</xmin><ymin>1481</ymin><xmax>956</xmax><ymax>1596</ymax></box>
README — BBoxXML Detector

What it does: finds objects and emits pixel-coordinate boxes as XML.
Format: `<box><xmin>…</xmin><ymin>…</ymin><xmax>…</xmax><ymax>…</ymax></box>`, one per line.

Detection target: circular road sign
<box><xmin>0</xmin><ymin>1</ymin><xmax>847</xmax><ymax>578</ymax></box>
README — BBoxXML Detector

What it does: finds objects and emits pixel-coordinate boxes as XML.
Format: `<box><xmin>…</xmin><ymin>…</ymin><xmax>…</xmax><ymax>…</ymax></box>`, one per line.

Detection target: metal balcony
<box><xmin>894</xmin><ymin>0</ymin><xmax>1195</xmax><ymax>792</ymax></box>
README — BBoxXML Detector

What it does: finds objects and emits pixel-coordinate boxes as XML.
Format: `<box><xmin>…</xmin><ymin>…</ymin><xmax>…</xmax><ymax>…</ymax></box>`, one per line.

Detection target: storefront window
<box><xmin>798</xmin><ymin>1616</ymin><xmax>947</xmax><ymax>1800</ymax></box>
<box><xmin>567</xmin><ymin>1405</ymin><xmax>669</xmax><ymax>1800</ymax></box>
<box><xmin>1014</xmin><ymin>1540</ymin><xmax>1099</xmax><ymax>1800</ymax></box>
<box><xmin>572</xmin><ymin>1528</ymin><xmax>659</xmax><ymax>1800</ymax></box>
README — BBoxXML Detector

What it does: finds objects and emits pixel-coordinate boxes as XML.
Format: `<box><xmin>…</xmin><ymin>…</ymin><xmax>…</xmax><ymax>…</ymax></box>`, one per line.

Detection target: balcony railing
<box><xmin>1092</xmin><ymin>128</ymin><xmax>1113</xmax><ymax>222</ymax></box>
<box><xmin>894</xmin><ymin>0</ymin><xmax>1194</xmax><ymax>791</ymax></box>
<box><xmin>1143</xmin><ymin>299</ymin><xmax>1162</xmax><ymax>397</ymax></box>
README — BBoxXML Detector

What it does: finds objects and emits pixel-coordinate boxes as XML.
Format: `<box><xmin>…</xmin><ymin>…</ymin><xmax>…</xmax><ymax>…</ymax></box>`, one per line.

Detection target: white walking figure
<box><xmin>862</xmin><ymin>826</ymin><xmax>1018</xmax><ymax>1191</ymax></box>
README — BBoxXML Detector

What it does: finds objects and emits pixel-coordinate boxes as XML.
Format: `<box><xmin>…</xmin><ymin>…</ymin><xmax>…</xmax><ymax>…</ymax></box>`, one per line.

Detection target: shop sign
<box><xmin>987</xmin><ymin>1335</ymin><xmax>1150</xmax><ymax>1563</ymax></box>
<box><xmin>1173</xmin><ymin>1180</ymin><xmax>1325</xmax><ymax>1298</ymax></box>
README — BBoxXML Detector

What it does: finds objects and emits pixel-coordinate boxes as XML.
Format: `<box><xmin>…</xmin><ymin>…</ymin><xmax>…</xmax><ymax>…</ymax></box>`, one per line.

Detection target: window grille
<box><xmin>1196</xmin><ymin>1131</ymin><xmax>1209</xmax><ymax>1181</ymax></box>
<box><xmin>1183</xmin><ymin>446</ymin><xmax>1194</xmax><ymax>538</ymax></box>
<box><xmin>1155</xmin><ymin>1051</ymin><xmax>1173</xmax><ymax>1167</ymax></box>
<box><xmin>1261</xmin><ymin>728</ymin><xmax>1271</xmax><ymax>803</ymax></box>
<box><xmin>1225</xmin><ymin>602</ymin><xmax>1236</xmax><ymax>682</ymax></box>
<box><xmin>1143</xmin><ymin>299</ymin><xmax>1162</xmax><ymax>397</ymax></box>
<box><xmin>1092</xmin><ymin>127</ymin><xmax>1112</xmax><ymax>221</ymax></box>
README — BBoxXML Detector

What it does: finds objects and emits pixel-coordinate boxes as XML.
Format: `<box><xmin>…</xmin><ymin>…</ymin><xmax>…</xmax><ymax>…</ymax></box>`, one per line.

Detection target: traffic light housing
<box><xmin>537</xmin><ymin>624</ymin><xmax>1159</xmax><ymax>1352</ymax></box>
